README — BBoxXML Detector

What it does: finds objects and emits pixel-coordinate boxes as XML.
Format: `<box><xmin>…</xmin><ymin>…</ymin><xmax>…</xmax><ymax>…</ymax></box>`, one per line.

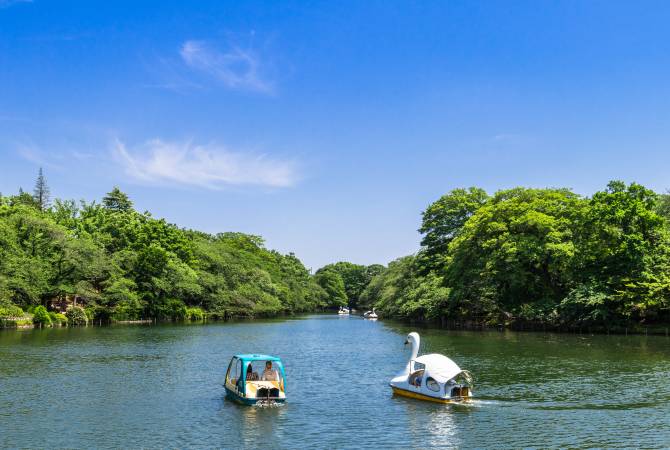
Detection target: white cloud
<box><xmin>113</xmin><ymin>139</ymin><xmax>298</xmax><ymax>189</ymax></box>
<box><xmin>179</xmin><ymin>40</ymin><xmax>272</xmax><ymax>93</ymax></box>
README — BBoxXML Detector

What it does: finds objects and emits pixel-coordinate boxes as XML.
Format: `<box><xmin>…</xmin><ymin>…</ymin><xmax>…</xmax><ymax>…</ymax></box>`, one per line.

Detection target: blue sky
<box><xmin>2</xmin><ymin>0</ymin><xmax>670</xmax><ymax>269</ymax></box>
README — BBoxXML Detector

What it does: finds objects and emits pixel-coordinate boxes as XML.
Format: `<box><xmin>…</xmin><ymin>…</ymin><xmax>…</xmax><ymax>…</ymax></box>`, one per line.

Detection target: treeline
<box><xmin>322</xmin><ymin>181</ymin><xmax>670</xmax><ymax>330</ymax></box>
<box><xmin>0</xmin><ymin>171</ymin><xmax>331</xmax><ymax>325</ymax></box>
<box><xmin>4</xmin><ymin>171</ymin><xmax>670</xmax><ymax>331</ymax></box>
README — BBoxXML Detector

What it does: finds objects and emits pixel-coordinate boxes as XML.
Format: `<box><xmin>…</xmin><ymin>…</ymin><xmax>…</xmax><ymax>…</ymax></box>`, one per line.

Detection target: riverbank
<box><xmin>3</xmin><ymin>309</ymin><xmax>669</xmax><ymax>337</ymax></box>
<box><xmin>0</xmin><ymin>309</ymin><xmax>325</xmax><ymax>330</ymax></box>
<box><xmin>397</xmin><ymin>316</ymin><xmax>670</xmax><ymax>337</ymax></box>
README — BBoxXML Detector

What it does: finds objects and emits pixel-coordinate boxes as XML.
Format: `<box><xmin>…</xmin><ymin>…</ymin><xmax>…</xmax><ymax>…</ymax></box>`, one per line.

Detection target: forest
<box><xmin>353</xmin><ymin>182</ymin><xmax>670</xmax><ymax>330</ymax></box>
<box><xmin>0</xmin><ymin>170</ymin><xmax>328</xmax><ymax>326</ymax></box>
<box><xmin>2</xmin><ymin>170</ymin><xmax>669</xmax><ymax>331</ymax></box>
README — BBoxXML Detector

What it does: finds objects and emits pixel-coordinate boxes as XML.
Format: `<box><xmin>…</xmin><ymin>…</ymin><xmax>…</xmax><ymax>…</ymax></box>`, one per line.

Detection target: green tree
<box><xmin>314</xmin><ymin>267</ymin><xmax>347</xmax><ymax>307</ymax></box>
<box><xmin>572</xmin><ymin>181</ymin><xmax>670</xmax><ymax>324</ymax></box>
<box><xmin>32</xmin><ymin>305</ymin><xmax>52</xmax><ymax>326</ymax></box>
<box><xmin>316</xmin><ymin>262</ymin><xmax>366</xmax><ymax>308</ymax></box>
<box><xmin>445</xmin><ymin>187</ymin><xmax>584</xmax><ymax>323</ymax></box>
<box><xmin>418</xmin><ymin>187</ymin><xmax>488</xmax><ymax>273</ymax></box>
<box><xmin>66</xmin><ymin>306</ymin><xmax>88</xmax><ymax>326</ymax></box>
<box><xmin>102</xmin><ymin>187</ymin><xmax>133</xmax><ymax>212</ymax></box>
<box><xmin>33</xmin><ymin>168</ymin><xmax>51</xmax><ymax>211</ymax></box>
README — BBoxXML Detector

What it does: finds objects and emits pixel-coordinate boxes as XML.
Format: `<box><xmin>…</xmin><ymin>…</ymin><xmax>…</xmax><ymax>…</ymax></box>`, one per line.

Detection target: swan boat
<box><xmin>224</xmin><ymin>354</ymin><xmax>287</xmax><ymax>405</ymax></box>
<box><xmin>363</xmin><ymin>308</ymin><xmax>378</xmax><ymax>320</ymax></box>
<box><xmin>337</xmin><ymin>306</ymin><xmax>350</xmax><ymax>315</ymax></box>
<box><xmin>389</xmin><ymin>332</ymin><xmax>473</xmax><ymax>403</ymax></box>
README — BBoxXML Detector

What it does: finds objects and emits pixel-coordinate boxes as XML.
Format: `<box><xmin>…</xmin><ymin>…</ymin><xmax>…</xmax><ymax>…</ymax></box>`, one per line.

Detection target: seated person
<box><xmin>409</xmin><ymin>370</ymin><xmax>424</xmax><ymax>387</ymax></box>
<box><xmin>246</xmin><ymin>366</ymin><xmax>259</xmax><ymax>381</ymax></box>
<box><xmin>261</xmin><ymin>361</ymin><xmax>279</xmax><ymax>381</ymax></box>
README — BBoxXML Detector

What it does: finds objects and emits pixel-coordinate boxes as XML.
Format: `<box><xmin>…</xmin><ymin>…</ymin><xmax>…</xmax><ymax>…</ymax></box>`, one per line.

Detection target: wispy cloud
<box><xmin>0</xmin><ymin>0</ymin><xmax>32</xmax><ymax>9</ymax></box>
<box><xmin>179</xmin><ymin>40</ymin><xmax>273</xmax><ymax>93</ymax></box>
<box><xmin>16</xmin><ymin>145</ymin><xmax>63</xmax><ymax>169</ymax></box>
<box><xmin>113</xmin><ymin>139</ymin><xmax>298</xmax><ymax>189</ymax></box>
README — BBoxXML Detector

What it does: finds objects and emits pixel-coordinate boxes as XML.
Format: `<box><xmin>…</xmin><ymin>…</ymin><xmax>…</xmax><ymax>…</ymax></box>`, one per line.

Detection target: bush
<box><xmin>186</xmin><ymin>307</ymin><xmax>205</xmax><ymax>321</ymax></box>
<box><xmin>112</xmin><ymin>297</ymin><xmax>144</xmax><ymax>321</ymax></box>
<box><xmin>162</xmin><ymin>299</ymin><xmax>187</xmax><ymax>321</ymax></box>
<box><xmin>66</xmin><ymin>306</ymin><xmax>88</xmax><ymax>326</ymax></box>
<box><xmin>33</xmin><ymin>306</ymin><xmax>52</xmax><ymax>326</ymax></box>
<box><xmin>48</xmin><ymin>312</ymin><xmax>68</xmax><ymax>326</ymax></box>
<box><xmin>0</xmin><ymin>304</ymin><xmax>24</xmax><ymax>319</ymax></box>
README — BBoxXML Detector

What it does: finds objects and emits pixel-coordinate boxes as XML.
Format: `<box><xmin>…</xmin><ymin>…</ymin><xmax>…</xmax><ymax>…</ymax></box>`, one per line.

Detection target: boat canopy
<box><xmin>413</xmin><ymin>353</ymin><xmax>462</xmax><ymax>383</ymax></box>
<box><xmin>234</xmin><ymin>354</ymin><xmax>282</xmax><ymax>363</ymax></box>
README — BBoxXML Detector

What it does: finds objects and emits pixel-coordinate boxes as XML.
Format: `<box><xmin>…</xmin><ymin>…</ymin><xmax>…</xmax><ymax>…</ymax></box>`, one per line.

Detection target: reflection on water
<box><xmin>1</xmin><ymin>315</ymin><xmax>669</xmax><ymax>448</ymax></box>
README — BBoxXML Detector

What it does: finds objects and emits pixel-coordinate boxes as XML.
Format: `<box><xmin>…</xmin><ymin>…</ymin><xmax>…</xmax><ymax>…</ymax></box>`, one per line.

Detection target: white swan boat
<box><xmin>389</xmin><ymin>332</ymin><xmax>473</xmax><ymax>403</ymax></box>
<box><xmin>337</xmin><ymin>306</ymin><xmax>350</xmax><ymax>315</ymax></box>
<box><xmin>363</xmin><ymin>308</ymin><xmax>378</xmax><ymax>320</ymax></box>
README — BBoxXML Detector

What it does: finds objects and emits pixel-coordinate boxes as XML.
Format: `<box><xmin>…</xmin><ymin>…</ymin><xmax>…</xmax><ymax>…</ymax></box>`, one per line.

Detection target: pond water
<box><xmin>1</xmin><ymin>315</ymin><xmax>669</xmax><ymax>448</ymax></box>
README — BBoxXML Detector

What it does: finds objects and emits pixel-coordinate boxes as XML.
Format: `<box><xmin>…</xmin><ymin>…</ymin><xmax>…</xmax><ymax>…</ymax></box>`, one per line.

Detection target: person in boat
<box><xmin>261</xmin><ymin>361</ymin><xmax>279</xmax><ymax>381</ymax></box>
<box><xmin>246</xmin><ymin>364</ymin><xmax>259</xmax><ymax>381</ymax></box>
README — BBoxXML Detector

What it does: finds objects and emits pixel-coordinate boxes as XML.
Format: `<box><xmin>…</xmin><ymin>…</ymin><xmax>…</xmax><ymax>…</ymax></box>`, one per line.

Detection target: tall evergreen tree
<box><xmin>32</xmin><ymin>168</ymin><xmax>51</xmax><ymax>211</ymax></box>
<box><xmin>103</xmin><ymin>187</ymin><xmax>133</xmax><ymax>212</ymax></box>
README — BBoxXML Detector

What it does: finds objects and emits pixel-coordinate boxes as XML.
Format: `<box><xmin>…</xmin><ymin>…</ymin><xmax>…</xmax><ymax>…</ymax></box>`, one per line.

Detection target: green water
<box><xmin>1</xmin><ymin>315</ymin><xmax>669</xmax><ymax>448</ymax></box>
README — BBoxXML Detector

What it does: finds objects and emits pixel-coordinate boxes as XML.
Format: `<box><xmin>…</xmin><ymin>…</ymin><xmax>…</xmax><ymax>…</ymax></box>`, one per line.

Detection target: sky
<box><xmin>1</xmin><ymin>0</ymin><xmax>670</xmax><ymax>270</ymax></box>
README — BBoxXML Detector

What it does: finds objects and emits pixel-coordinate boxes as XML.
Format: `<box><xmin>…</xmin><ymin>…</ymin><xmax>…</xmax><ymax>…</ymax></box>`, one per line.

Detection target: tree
<box><xmin>32</xmin><ymin>305</ymin><xmax>52</xmax><ymax>326</ymax></box>
<box><xmin>12</xmin><ymin>188</ymin><xmax>40</xmax><ymax>209</ymax></box>
<box><xmin>656</xmin><ymin>190</ymin><xmax>670</xmax><ymax>223</ymax></box>
<box><xmin>33</xmin><ymin>168</ymin><xmax>51</xmax><ymax>211</ymax></box>
<box><xmin>359</xmin><ymin>256</ymin><xmax>448</xmax><ymax>320</ymax></box>
<box><xmin>103</xmin><ymin>187</ymin><xmax>133</xmax><ymax>212</ymax></box>
<box><xmin>445</xmin><ymin>187</ymin><xmax>584</xmax><ymax>322</ymax></box>
<box><xmin>316</xmin><ymin>262</ymin><xmax>366</xmax><ymax>308</ymax></box>
<box><xmin>314</xmin><ymin>267</ymin><xmax>347</xmax><ymax>307</ymax></box>
<box><xmin>418</xmin><ymin>187</ymin><xmax>489</xmax><ymax>273</ymax></box>
<box><xmin>572</xmin><ymin>181</ymin><xmax>670</xmax><ymax>324</ymax></box>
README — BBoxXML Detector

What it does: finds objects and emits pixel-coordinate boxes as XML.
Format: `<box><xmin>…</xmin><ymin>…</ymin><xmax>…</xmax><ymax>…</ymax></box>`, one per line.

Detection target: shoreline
<box><xmin>2</xmin><ymin>312</ymin><xmax>670</xmax><ymax>337</ymax></box>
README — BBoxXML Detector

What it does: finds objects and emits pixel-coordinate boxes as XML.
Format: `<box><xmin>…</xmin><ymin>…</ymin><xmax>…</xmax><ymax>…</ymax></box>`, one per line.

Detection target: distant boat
<box><xmin>224</xmin><ymin>354</ymin><xmax>287</xmax><ymax>405</ymax></box>
<box><xmin>389</xmin><ymin>332</ymin><xmax>473</xmax><ymax>403</ymax></box>
<box><xmin>363</xmin><ymin>308</ymin><xmax>378</xmax><ymax>320</ymax></box>
<box><xmin>337</xmin><ymin>306</ymin><xmax>350</xmax><ymax>315</ymax></box>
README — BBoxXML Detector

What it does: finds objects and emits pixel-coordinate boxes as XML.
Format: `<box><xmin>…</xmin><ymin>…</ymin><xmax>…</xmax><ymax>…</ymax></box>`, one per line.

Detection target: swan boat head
<box><xmin>391</xmin><ymin>332</ymin><xmax>473</xmax><ymax>403</ymax></box>
<box><xmin>404</xmin><ymin>332</ymin><xmax>420</xmax><ymax>360</ymax></box>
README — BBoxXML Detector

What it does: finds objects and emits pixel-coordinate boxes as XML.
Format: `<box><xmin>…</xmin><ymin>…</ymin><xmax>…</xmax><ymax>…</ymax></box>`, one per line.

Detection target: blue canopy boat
<box><xmin>224</xmin><ymin>354</ymin><xmax>287</xmax><ymax>405</ymax></box>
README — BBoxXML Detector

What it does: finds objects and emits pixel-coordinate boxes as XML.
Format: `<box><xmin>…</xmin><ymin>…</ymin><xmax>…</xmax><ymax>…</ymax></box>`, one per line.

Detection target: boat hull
<box><xmin>225</xmin><ymin>386</ymin><xmax>286</xmax><ymax>405</ymax></box>
<box><xmin>390</xmin><ymin>385</ymin><xmax>471</xmax><ymax>404</ymax></box>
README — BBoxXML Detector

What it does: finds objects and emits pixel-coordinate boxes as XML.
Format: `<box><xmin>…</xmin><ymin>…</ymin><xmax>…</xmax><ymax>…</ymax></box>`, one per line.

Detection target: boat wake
<box><xmin>253</xmin><ymin>400</ymin><xmax>285</xmax><ymax>409</ymax></box>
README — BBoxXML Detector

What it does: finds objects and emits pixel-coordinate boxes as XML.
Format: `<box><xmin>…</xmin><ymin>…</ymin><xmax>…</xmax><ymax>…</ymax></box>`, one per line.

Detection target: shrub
<box><xmin>48</xmin><ymin>312</ymin><xmax>68</xmax><ymax>326</ymax></box>
<box><xmin>32</xmin><ymin>306</ymin><xmax>52</xmax><ymax>327</ymax></box>
<box><xmin>66</xmin><ymin>306</ymin><xmax>88</xmax><ymax>326</ymax></box>
<box><xmin>186</xmin><ymin>307</ymin><xmax>205</xmax><ymax>321</ymax></box>
<box><xmin>0</xmin><ymin>304</ymin><xmax>24</xmax><ymax>319</ymax></box>
<box><xmin>112</xmin><ymin>297</ymin><xmax>144</xmax><ymax>321</ymax></box>
<box><xmin>162</xmin><ymin>299</ymin><xmax>187</xmax><ymax>321</ymax></box>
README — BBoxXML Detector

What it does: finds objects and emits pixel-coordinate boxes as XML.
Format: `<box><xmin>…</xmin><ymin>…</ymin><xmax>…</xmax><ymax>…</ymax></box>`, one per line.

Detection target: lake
<box><xmin>1</xmin><ymin>315</ymin><xmax>669</xmax><ymax>448</ymax></box>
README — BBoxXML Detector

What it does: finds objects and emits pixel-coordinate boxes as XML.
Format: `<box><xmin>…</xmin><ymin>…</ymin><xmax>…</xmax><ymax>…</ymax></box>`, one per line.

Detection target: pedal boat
<box><xmin>389</xmin><ymin>332</ymin><xmax>473</xmax><ymax>404</ymax></box>
<box><xmin>363</xmin><ymin>308</ymin><xmax>378</xmax><ymax>320</ymax></box>
<box><xmin>337</xmin><ymin>306</ymin><xmax>350</xmax><ymax>315</ymax></box>
<box><xmin>224</xmin><ymin>354</ymin><xmax>286</xmax><ymax>405</ymax></box>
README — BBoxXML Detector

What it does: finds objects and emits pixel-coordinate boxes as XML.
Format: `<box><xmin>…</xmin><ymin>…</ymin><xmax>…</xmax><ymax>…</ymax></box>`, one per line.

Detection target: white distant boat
<box><xmin>337</xmin><ymin>306</ymin><xmax>350</xmax><ymax>315</ymax></box>
<box><xmin>363</xmin><ymin>308</ymin><xmax>378</xmax><ymax>320</ymax></box>
<box><xmin>389</xmin><ymin>332</ymin><xmax>473</xmax><ymax>403</ymax></box>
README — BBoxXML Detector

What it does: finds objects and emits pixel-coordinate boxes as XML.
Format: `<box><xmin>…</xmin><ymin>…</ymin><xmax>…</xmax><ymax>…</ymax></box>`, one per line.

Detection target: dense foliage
<box><xmin>4</xmin><ymin>170</ymin><xmax>669</xmax><ymax>331</ymax></box>
<box><xmin>32</xmin><ymin>306</ymin><xmax>51</xmax><ymax>326</ymax></box>
<box><xmin>314</xmin><ymin>262</ymin><xmax>384</xmax><ymax>309</ymax></box>
<box><xmin>0</xmin><ymin>176</ymin><xmax>327</xmax><ymax>323</ymax></box>
<box><xmin>356</xmin><ymin>181</ymin><xmax>670</xmax><ymax>329</ymax></box>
